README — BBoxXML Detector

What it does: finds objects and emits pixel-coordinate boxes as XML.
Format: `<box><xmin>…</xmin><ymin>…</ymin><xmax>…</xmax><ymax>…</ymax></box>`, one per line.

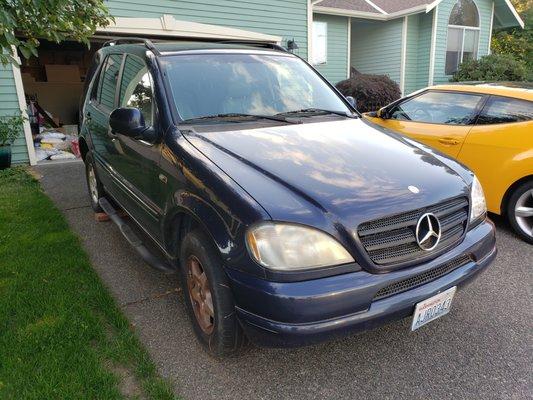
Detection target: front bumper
<box><xmin>226</xmin><ymin>220</ymin><xmax>497</xmax><ymax>347</ymax></box>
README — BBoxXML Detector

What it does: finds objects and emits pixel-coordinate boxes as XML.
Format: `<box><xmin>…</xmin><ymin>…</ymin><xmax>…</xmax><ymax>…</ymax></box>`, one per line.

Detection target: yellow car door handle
<box><xmin>438</xmin><ymin>138</ymin><xmax>460</xmax><ymax>145</ymax></box>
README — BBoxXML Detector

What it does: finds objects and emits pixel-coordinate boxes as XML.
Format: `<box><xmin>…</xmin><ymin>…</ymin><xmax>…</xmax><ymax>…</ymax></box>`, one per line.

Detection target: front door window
<box><xmin>389</xmin><ymin>91</ymin><xmax>483</xmax><ymax>125</ymax></box>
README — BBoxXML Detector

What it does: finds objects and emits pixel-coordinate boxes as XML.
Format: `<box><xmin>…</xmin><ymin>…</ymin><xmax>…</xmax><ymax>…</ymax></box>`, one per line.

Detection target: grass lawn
<box><xmin>0</xmin><ymin>167</ymin><xmax>176</xmax><ymax>399</ymax></box>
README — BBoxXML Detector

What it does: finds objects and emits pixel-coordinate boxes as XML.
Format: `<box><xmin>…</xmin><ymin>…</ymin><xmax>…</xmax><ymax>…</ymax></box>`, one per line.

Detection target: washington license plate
<box><xmin>411</xmin><ymin>286</ymin><xmax>456</xmax><ymax>331</ymax></box>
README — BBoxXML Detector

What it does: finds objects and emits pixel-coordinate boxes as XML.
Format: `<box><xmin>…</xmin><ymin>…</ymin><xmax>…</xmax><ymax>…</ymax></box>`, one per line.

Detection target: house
<box><xmin>311</xmin><ymin>0</ymin><xmax>524</xmax><ymax>93</ymax></box>
<box><xmin>0</xmin><ymin>0</ymin><xmax>523</xmax><ymax>165</ymax></box>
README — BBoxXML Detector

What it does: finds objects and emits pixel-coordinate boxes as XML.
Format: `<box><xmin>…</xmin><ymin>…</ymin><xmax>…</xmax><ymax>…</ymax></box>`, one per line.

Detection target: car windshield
<box><xmin>161</xmin><ymin>53</ymin><xmax>353</xmax><ymax>122</ymax></box>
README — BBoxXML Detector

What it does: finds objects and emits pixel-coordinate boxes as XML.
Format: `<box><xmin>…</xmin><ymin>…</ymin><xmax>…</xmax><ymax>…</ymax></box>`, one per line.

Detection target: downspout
<box><xmin>400</xmin><ymin>16</ymin><xmax>408</xmax><ymax>94</ymax></box>
<box><xmin>347</xmin><ymin>17</ymin><xmax>351</xmax><ymax>79</ymax></box>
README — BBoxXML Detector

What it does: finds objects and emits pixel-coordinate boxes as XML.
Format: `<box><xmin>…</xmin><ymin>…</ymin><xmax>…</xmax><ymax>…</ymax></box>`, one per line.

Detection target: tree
<box><xmin>0</xmin><ymin>0</ymin><xmax>112</xmax><ymax>66</ymax></box>
<box><xmin>491</xmin><ymin>0</ymin><xmax>532</xmax><ymax>79</ymax></box>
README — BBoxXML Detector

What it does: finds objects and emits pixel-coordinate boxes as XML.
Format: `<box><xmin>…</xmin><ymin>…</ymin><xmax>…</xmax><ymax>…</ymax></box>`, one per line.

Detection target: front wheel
<box><xmin>506</xmin><ymin>180</ymin><xmax>533</xmax><ymax>244</ymax></box>
<box><xmin>178</xmin><ymin>229</ymin><xmax>246</xmax><ymax>357</ymax></box>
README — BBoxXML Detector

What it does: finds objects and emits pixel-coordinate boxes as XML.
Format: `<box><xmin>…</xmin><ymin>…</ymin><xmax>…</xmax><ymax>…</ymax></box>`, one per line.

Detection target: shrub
<box><xmin>0</xmin><ymin>113</ymin><xmax>26</xmax><ymax>147</ymax></box>
<box><xmin>451</xmin><ymin>53</ymin><xmax>528</xmax><ymax>82</ymax></box>
<box><xmin>336</xmin><ymin>73</ymin><xmax>401</xmax><ymax>113</ymax></box>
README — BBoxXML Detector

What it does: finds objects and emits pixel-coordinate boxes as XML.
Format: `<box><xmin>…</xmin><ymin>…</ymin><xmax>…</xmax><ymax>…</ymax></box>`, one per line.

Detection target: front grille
<box><xmin>373</xmin><ymin>254</ymin><xmax>472</xmax><ymax>300</ymax></box>
<box><xmin>358</xmin><ymin>197</ymin><xmax>469</xmax><ymax>266</ymax></box>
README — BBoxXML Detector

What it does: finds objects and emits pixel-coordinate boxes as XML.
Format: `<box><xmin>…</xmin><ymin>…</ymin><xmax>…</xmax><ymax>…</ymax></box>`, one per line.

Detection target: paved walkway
<box><xmin>35</xmin><ymin>161</ymin><xmax>532</xmax><ymax>400</ymax></box>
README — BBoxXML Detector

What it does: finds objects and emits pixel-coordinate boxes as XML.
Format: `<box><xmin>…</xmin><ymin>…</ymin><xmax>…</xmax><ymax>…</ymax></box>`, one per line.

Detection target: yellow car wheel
<box><xmin>507</xmin><ymin>180</ymin><xmax>533</xmax><ymax>244</ymax></box>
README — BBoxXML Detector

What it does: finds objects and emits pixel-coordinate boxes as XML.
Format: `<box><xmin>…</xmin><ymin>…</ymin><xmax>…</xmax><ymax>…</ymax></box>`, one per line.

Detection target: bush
<box><xmin>336</xmin><ymin>74</ymin><xmax>401</xmax><ymax>113</ymax></box>
<box><xmin>0</xmin><ymin>113</ymin><xmax>25</xmax><ymax>147</ymax></box>
<box><xmin>451</xmin><ymin>53</ymin><xmax>528</xmax><ymax>82</ymax></box>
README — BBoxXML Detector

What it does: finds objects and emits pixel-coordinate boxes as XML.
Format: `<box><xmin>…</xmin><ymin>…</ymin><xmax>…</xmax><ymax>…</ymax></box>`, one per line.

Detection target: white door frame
<box><xmin>12</xmin><ymin>47</ymin><xmax>37</xmax><ymax>165</ymax></box>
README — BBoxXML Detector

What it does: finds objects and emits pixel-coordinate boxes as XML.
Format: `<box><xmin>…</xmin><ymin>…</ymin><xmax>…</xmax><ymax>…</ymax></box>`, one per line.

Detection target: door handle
<box><xmin>85</xmin><ymin>112</ymin><xmax>91</xmax><ymax>123</ymax></box>
<box><xmin>438</xmin><ymin>137</ymin><xmax>460</xmax><ymax>146</ymax></box>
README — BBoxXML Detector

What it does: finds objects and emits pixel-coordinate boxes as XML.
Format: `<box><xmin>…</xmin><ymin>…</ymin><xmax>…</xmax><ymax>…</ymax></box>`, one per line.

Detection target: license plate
<box><xmin>411</xmin><ymin>286</ymin><xmax>456</xmax><ymax>331</ymax></box>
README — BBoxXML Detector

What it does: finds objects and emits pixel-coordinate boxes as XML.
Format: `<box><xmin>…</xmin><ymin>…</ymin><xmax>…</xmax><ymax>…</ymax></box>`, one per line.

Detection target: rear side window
<box><xmin>389</xmin><ymin>91</ymin><xmax>483</xmax><ymax>125</ymax></box>
<box><xmin>119</xmin><ymin>55</ymin><xmax>154</xmax><ymax>126</ymax></box>
<box><xmin>476</xmin><ymin>96</ymin><xmax>533</xmax><ymax>125</ymax></box>
<box><xmin>94</xmin><ymin>54</ymin><xmax>123</xmax><ymax>110</ymax></box>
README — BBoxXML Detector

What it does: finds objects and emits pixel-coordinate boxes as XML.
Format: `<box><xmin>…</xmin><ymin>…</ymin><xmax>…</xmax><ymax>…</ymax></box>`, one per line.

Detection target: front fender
<box><xmin>159</xmin><ymin>131</ymin><xmax>270</xmax><ymax>276</ymax></box>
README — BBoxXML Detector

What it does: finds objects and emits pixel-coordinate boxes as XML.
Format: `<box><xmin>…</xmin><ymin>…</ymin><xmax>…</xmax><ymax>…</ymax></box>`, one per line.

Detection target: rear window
<box><xmin>476</xmin><ymin>96</ymin><xmax>533</xmax><ymax>124</ymax></box>
<box><xmin>92</xmin><ymin>54</ymin><xmax>123</xmax><ymax>110</ymax></box>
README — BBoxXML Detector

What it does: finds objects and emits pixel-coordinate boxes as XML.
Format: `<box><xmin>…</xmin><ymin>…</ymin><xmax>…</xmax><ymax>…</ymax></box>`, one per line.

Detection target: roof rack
<box><xmin>215</xmin><ymin>40</ymin><xmax>287</xmax><ymax>52</ymax></box>
<box><xmin>102</xmin><ymin>37</ymin><xmax>162</xmax><ymax>56</ymax></box>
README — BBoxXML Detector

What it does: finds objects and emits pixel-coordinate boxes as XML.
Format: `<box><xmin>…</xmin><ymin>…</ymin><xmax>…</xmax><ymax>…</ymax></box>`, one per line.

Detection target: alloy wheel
<box><xmin>186</xmin><ymin>255</ymin><xmax>215</xmax><ymax>334</ymax></box>
<box><xmin>514</xmin><ymin>189</ymin><xmax>533</xmax><ymax>239</ymax></box>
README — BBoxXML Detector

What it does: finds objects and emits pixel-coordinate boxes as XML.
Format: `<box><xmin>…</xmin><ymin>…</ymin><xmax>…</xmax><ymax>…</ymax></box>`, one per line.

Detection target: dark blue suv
<box><xmin>79</xmin><ymin>39</ymin><xmax>497</xmax><ymax>356</ymax></box>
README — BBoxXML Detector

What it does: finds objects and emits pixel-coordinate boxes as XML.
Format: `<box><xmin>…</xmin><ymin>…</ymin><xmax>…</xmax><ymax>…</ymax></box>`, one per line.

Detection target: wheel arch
<box><xmin>162</xmin><ymin>193</ymin><xmax>239</xmax><ymax>263</ymax></box>
<box><xmin>500</xmin><ymin>175</ymin><xmax>533</xmax><ymax>216</ymax></box>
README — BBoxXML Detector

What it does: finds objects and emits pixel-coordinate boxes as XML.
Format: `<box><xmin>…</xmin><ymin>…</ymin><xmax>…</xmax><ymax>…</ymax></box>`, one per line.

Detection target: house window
<box><xmin>445</xmin><ymin>0</ymin><xmax>480</xmax><ymax>75</ymax></box>
<box><xmin>312</xmin><ymin>21</ymin><xmax>327</xmax><ymax>65</ymax></box>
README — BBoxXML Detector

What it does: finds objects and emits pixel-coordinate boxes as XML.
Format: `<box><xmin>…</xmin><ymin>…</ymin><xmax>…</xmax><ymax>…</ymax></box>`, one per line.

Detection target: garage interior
<box><xmin>18</xmin><ymin>37</ymin><xmax>106</xmax><ymax>162</ymax></box>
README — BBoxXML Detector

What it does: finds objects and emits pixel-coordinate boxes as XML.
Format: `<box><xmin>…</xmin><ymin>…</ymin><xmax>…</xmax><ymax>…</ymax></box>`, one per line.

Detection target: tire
<box><xmin>84</xmin><ymin>152</ymin><xmax>104</xmax><ymax>213</ymax></box>
<box><xmin>506</xmin><ymin>180</ymin><xmax>533</xmax><ymax>244</ymax></box>
<box><xmin>178</xmin><ymin>229</ymin><xmax>246</xmax><ymax>357</ymax></box>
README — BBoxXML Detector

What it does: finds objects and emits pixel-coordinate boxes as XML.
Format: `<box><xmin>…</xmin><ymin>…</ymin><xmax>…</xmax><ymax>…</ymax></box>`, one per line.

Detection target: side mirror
<box><xmin>376</xmin><ymin>107</ymin><xmax>388</xmax><ymax>119</ymax></box>
<box><xmin>110</xmin><ymin>107</ymin><xmax>148</xmax><ymax>139</ymax></box>
<box><xmin>345</xmin><ymin>96</ymin><xmax>357</xmax><ymax>109</ymax></box>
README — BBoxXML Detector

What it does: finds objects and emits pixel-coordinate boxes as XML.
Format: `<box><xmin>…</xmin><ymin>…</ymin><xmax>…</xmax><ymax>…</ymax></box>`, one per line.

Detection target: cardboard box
<box><xmin>45</xmin><ymin>65</ymin><xmax>81</xmax><ymax>82</ymax></box>
<box><xmin>21</xmin><ymin>73</ymin><xmax>35</xmax><ymax>84</ymax></box>
<box><xmin>23</xmin><ymin>81</ymin><xmax>84</xmax><ymax>125</ymax></box>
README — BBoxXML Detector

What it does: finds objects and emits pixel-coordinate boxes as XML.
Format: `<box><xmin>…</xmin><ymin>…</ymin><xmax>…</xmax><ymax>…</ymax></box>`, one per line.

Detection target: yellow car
<box><xmin>365</xmin><ymin>83</ymin><xmax>533</xmax><ymax>243</ymax></box>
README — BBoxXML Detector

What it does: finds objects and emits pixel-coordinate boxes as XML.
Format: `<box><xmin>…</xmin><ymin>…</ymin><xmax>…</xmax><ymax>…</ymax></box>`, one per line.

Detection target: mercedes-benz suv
<box><xmin>79</xmin><ymin>39</ymin><xmax>497</xmax><ymax>356</ymax></box>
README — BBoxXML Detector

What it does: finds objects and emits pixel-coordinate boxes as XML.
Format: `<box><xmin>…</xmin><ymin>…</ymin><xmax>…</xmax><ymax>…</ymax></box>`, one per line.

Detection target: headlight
<box><xmin>470</xmin><ymin>175</ymin><xmax>487</xmax><ymax>223</ymax></box>
<box><xmin>246</xmin><ymin>223</ymin><xmax>354</xmax><ymax>271</ymax></box>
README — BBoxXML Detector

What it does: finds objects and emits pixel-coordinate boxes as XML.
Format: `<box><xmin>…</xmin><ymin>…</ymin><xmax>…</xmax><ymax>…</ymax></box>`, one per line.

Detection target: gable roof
<box><xmin>315</xmin><ymin>0</ymin><xmax>430</xmax><ymax>16</ymax></box>
<box><xmin>314</xmin><ymin>0</ymin><xmax>524</xmax><ymax>27</ymax></box>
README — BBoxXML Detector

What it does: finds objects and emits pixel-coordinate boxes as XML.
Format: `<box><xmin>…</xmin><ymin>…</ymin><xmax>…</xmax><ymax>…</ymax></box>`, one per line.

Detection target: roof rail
<box><xmin>102</xmin><ymin>37</ymin><xmax>162</xmax><ymax>56</ymax></box>
<box><xmin>215</xmin><ymin>40</ymin><xmax>287</xmax><ymax>52</ymax></box>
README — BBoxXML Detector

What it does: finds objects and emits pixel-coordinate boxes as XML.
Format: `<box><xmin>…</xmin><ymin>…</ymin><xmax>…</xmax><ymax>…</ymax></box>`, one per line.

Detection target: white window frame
<box><xmin>312</xmin><ymin>21</ymin><xmax>328</xmax><ymax>65</ymax></box>
<box><xmin>445</xmin><ymin>26</ymin><xmax>480</xmax><ymax>75</ymax></box>
<box><xmin>445</xmin><ymin>0</ymin><xmax>481</xmax><ymax>75</ymax></box>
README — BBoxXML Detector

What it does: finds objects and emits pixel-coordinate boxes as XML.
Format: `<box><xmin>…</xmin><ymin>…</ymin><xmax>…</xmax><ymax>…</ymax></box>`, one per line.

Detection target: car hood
<box><xmin>183</xmin><ymin>118</ymin><xmax>471</xmax><ymax>228</ymax></box>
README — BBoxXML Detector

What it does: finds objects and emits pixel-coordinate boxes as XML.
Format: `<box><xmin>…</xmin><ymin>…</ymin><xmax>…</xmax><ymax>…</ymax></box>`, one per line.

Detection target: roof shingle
<box><xmin>316</xmin><ymin>0</ymin><xmax>431</xmax><ymax>15</ymax></box>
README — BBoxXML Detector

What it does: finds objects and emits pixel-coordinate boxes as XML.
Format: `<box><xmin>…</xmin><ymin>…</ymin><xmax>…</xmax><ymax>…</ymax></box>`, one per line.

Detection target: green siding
<box><xmin>403</xmin><ymin>11</ymin><xmax>433</xmax><ymax>93</ymax></box>
<box><xmin>107</xmin><ymin>0</ymin><xmax>309</xmax><ymax>60</ymax></box>
<box><xmin>350</xmin><ymin>18</ymin><xmax>403</xmax><ymax>85</ymax></box>
<box><xmin>433</xmin><ymin>0</ymin><xmax>493</xmax><ymax>84</ymax></box>
<box><xmin>0</xmin><ymin>65</ymin><xmax>28</xmax><ymax>164</ymax></box>
<box><xmin>313</xmin><ymin>14</ymin><xmax>349</xmax><ymax>84</ymax></box>
<box><xmin>416</xmin><ymin>11</ymin><xmax>434</xmax><ymax>91</ymax></box>
<box><xmin>404</xmin><ymin>15</ymin><xmax>419</xmax><ymax>94</ymax></box>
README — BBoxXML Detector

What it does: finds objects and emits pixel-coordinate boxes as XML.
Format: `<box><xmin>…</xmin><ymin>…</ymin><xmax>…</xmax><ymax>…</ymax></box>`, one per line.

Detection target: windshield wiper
<box><xmin>182</xmin><ymin>113</ymin><xmax>301</xmax><ymax>124</ymax></box>
<box><xmin>276</xmin><ymin>108</ymin><xmax>356</xmax><ymax>118</ymax></box>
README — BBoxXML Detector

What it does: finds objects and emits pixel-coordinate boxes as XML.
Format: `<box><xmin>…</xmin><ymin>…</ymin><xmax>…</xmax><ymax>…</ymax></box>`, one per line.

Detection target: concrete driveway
<box><xmin>35</xmin><ymin>161</ymin><xmax>532</xmax><ymax>400</ymax></box>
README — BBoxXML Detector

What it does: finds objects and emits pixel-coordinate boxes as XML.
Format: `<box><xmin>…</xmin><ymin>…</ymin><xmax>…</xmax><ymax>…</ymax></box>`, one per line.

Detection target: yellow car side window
<box><xmin>476</xmin><ymin>96</ymin><xmax>533</xmax><ymax>125</ymax></box>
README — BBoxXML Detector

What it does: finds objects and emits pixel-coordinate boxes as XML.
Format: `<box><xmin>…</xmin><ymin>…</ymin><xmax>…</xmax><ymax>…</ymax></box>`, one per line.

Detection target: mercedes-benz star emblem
<box><xmin>415</xmin><ymin>213</ymin><xmax>441</xmax><ymax>251</ymax></box>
